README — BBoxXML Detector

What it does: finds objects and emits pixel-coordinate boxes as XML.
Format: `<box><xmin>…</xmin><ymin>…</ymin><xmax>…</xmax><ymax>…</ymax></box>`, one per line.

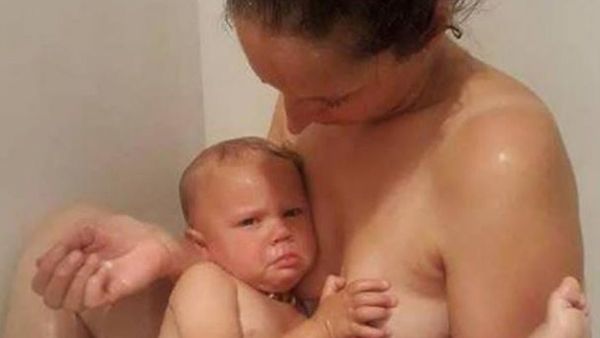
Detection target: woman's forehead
<box><xmin>235</xmin><ymin>17</ymin><xmax>373</xmax><ymax>97</ymax></box>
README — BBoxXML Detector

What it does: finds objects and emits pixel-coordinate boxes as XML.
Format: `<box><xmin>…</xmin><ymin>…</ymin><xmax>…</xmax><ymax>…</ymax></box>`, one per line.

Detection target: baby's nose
<box><xmin>270</xmin><ymin>221</ymin><xmax>293</xmax><ymax>244</ymax></box>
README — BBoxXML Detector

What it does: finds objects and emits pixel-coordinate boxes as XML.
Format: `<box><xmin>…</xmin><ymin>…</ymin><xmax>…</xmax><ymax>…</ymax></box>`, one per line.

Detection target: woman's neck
<box><xmin>407</xmin><ymin>38</ymin><xmax>466</xmax><ymax>111</ymax></box>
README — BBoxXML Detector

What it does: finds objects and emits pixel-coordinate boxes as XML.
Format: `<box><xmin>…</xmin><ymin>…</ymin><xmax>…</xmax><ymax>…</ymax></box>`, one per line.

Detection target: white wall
<box><xmin>0</xmin><ymin>0</ymin><xmax>205</xmax><ymax>328</ymax></box>
<box><xmin>199</xmin><ymin>0</ymin><xmax>599</xmax><ymax>334</ymax></box>
<box><xmin>197</xmin><ymin>1</ymin><xmax>277</xmax><ymax>145</ymax></box>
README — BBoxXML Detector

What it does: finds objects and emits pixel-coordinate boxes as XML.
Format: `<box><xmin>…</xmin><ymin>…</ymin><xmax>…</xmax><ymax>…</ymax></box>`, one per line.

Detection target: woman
<box><xmin>7</xmin><ymin>1</ymin><xmax>584</xmax><ymax>337</ymax></box>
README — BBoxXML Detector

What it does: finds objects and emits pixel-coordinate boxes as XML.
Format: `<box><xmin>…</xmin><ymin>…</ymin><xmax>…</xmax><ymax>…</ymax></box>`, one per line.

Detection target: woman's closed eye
<box><xmin>283</xmin><ymin>207</ymin><xmax>304</xmax><ymax>218</ymax></box>
<box><xmin>323</xmin><ymin>96</ymin><xmax>350</xmax><ymax>109</ymax></box>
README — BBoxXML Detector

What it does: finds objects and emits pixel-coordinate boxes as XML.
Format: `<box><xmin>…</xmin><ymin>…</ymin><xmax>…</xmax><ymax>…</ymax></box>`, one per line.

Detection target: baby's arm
<box><xmin>530</xmin><ymin>277</ymin><xmax>590</xmax><ymax>338</ymax></box>
<box><xmin>284</xmin><ymin>276</ymin><xmax>397</xmax><ymax>338</ymax></box>
<box><xmin>158</xmin><ymin>263</ymin><xmax>243</xmax><ymax>338</ymax></box>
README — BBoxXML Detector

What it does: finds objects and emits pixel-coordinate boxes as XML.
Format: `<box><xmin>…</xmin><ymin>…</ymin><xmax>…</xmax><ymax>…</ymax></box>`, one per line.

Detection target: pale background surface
<box><xmin>0</xmin><ymin>0</ymin><xmax>205</xmax><ymax>329</ymax></box>
<box><xmin>1</xmin><ymin>0</ymin><xmax>597</xmax><ymax>335</ymax></box>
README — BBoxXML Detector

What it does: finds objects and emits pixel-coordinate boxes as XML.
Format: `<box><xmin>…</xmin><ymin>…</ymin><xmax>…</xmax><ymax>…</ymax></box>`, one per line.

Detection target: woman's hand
<box><xmin>312</xmin><ymin>275</ymin><xmax>397</xmax><ymax>338</ymax></box>
<box><xmin>31</xmin><ymin>214</ymin><xmax>177</xmax><ymax>311</ymax></box>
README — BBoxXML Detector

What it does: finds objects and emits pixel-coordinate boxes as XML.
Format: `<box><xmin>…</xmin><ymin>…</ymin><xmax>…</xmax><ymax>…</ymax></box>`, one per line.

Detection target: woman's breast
<box><xmin>342</xmin><ymin>230</ymin><xmax>449</xmax><ymax>338</ymax></box>
<box><xmin>295</xmin><ymin>126</ymin><xmax>450</xmax><ymax>337</ymax></box>
<box><xmin>333</xmin><ymin>191</ymin><xmax>449</xmax><ymax>337</ymax></box>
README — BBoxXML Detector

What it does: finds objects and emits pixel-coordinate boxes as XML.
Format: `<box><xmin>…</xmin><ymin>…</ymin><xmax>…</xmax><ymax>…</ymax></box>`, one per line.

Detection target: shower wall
<box><xmin>198</xmin><ymin>1</ymin><xmax>277</xmax><ymax>145</ymax></box>
<box><xmin>0</xmin><ymin>0</ymin><xmax>205</xmax><ymax>328</ymax></box>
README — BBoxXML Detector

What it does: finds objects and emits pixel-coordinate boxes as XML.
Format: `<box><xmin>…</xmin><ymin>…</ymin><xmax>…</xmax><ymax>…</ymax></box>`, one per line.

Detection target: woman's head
<box><xmin>228</xmin><ymin>0</ymin><xmax>481</xmax><ymax>133</ymax></box>
<box><xmin>226</xmin><ymin>0</ymin><xmax>480</xmax><ymax>59</ymax></box>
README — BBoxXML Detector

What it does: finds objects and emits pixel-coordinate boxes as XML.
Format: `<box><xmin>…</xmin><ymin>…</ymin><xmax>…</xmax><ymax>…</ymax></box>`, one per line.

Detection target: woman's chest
<box><xmin>310</xmin><ymin>194</ymin><xmax>450</xmax><ymax>337</ymax></box>
<box><xmin>295</xmin><ymin>129</ymin><xmax>450</xmax><ymax>337</ymax></box>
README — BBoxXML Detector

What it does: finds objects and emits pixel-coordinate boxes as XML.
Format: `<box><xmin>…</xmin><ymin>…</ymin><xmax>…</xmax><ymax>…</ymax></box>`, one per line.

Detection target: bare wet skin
<box><xmin>263</xmin><ymin>40</ymin><xmax>583</xmax><ymax>337</ymax></box>
<box><xmin>3</xmin><ymin>34</ymin><xmax>586</xmax><ymax>338</ymax></box>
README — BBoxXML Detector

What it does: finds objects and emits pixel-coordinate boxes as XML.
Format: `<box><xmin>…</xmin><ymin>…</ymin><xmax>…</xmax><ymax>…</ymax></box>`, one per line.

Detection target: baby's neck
<box><xmin>264</xmin><ymin>291</ymin><xmax>311</xmax><ymax>315</ymax></box>
<box><xmin>265</xmin><ymin>291</ymin><xmax>297</xmax><ymax>305</ymax></box>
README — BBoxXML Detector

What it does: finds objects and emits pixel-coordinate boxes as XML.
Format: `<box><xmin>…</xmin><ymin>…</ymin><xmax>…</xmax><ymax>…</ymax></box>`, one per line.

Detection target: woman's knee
<box><xmin>22</xmin><ymin>204</ymin><xmax>111</xmax><ymax>259</ymax></box>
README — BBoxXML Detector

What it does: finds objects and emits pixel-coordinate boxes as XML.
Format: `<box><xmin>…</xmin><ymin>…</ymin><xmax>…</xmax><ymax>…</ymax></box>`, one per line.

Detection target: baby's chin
<box><xmin>258</xmin><ymin>268</ymin><xmax>307</xmax><ymax>294</ymax></box>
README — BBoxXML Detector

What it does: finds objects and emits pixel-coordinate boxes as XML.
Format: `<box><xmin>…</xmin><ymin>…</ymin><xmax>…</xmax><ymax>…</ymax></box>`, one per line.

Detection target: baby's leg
<box><xmin>530</xmin><ymin>277</ymin><xmax>590</xmax><ymax>338</ymax></box>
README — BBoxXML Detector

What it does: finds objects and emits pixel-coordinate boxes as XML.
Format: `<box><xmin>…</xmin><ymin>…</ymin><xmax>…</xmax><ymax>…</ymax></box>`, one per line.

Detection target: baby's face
<box><xmin>190</xmin><ymin>157</ymin><xmax>316</xmax><ymax>293</ymax></box>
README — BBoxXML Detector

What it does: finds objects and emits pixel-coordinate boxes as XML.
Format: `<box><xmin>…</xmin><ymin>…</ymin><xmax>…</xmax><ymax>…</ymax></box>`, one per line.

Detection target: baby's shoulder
<box><xmin>167</xmin><ymin>265</ymin><xmax>247</xmax><ymax>337</ymax></box>
<box><xmin>180</xmin><ymin>262</ymin><xmax>234</xmax><ymax>284</ymax></box>
<box><xmin>170</xmin><ymin>262</ymin><xmax>239</xmax><ymax>307</ymax></box>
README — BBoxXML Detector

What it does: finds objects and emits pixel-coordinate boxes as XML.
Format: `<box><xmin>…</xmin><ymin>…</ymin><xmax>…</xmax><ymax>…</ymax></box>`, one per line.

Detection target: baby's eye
<box><xmin>238</xmin><ymin>218</ymin><xmax>258</xmax><ymax>227</ymax></box>
<box><xmin>283</xmin><ymin>208</ymin><xmax>303</xmax><ymax>218</ymax></box>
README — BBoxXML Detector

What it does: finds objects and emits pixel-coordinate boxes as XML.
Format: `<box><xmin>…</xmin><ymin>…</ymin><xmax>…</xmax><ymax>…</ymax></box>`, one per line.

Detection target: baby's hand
<box><xmin>313</xmin><ymin>275</ymin><xmax>397</xmax><ymax>338</ymax></box>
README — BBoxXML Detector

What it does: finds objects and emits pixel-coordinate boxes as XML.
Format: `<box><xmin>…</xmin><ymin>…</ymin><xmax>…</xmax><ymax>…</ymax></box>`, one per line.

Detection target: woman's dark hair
<box><xmin>226</xmin><ymin>0</ymin><xmax>481</xmax><ymax>58</ymax></box>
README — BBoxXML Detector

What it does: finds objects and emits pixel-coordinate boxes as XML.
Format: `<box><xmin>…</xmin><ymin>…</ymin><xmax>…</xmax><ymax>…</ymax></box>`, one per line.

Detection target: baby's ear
<box><xmin>185</xmin><ymin>228</ymin><xmax>209</xmax><ymax>259</ymax></box>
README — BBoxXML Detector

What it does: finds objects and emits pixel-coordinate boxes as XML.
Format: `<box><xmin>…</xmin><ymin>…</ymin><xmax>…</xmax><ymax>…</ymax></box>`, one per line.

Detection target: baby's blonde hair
<box><xmin>179</xmin><ymin>137</ymin><xmax>305</xmax><ymax>225</ymax></box>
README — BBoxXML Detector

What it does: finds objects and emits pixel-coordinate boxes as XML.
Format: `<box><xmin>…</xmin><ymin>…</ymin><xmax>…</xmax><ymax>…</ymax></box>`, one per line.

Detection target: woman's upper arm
<box><xmin>435</xmin><ymin>109</ymin><xmax>583</xmax><ymax>338</ymax></box>
<box><xmin>166</xmin><ymin>263</ymin><xmax>243</xmax><ymax>338</ymax></box>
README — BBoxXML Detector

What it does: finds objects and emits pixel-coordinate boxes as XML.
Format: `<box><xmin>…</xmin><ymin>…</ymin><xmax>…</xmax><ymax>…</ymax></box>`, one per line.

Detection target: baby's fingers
<box><xmin>352</xmin><ymin>306</ymin><xmax>393</xmax><ymax>323</ymax></box>
<box><xmin>347</xmin><ymin>279</ymin><xmax>390</xmax><ymax>295</ymax></box>
<box><xmin>350</xmin><ymin>322</ymin><xmax>390</xmax><ymax>338</ymax></box>
<box><xmin>352</xmin><ymin>291</ymin><xmax>398</xmax><ymax>308</ymax></box>
<box><xmin>320</xmin><ymin>275</ymin><xmax>346</xmax><ymax>300</ymax></box>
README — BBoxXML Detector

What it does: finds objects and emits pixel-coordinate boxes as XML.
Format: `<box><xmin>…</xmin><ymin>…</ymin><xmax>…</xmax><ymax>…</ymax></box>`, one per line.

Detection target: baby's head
<box><xmin>180</xmin><ymin>137</ymin><xmax>316</xmax><ymax>294</ymax></box>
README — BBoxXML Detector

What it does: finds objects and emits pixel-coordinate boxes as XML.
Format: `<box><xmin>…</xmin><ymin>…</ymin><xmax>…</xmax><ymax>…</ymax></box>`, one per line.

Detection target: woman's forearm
<box><xmin>159</xmin><ymin>232</ymin><xmax>204</xmax><ymax>281</ymax></box>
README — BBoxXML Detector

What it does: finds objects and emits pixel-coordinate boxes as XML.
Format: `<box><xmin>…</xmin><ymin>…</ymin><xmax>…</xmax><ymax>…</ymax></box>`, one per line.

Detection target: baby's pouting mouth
<box><xmin>266</xmin><ymin>243</ymin><xmax>303</xmax><ymax>267</ymax></box>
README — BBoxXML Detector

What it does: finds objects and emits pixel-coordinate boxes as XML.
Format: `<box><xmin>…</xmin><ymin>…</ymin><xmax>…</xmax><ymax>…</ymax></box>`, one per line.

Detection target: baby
<box><xmin>159</xmin><ymin>137</ymin><xmax>590</xmax><ymax>338</ymax></box>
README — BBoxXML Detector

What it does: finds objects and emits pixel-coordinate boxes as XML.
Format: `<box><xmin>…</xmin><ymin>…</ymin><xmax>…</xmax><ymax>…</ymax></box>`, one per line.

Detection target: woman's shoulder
<box><xmin>439</xmin><ymin>57</ymin><xmax>561</xmax><ymax>159</ymax></box>
<box><xmin>458</xmin><ymin>55</ymin><xmax>550</xmax><ymax>118</ymax></box>
<box><xmin>431</xmin><ymin>61</ymin><xmax>572</xmax><ymax>199</ymax></box>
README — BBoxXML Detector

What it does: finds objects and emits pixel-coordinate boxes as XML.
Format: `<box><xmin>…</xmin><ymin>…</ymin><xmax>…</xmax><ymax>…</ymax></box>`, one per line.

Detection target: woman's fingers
<box><xmin>84</xmin><ymin>262</ymin><xmax>111</xmax><ymax>308</ymax></box>
<box><xmin>32</xmin><ymin>224</ymin><xmax>97</xmax><ymax>295</ymax></box>
<box><xmin>32</xmin><ymin>244</ymin><xmax>69</xmax><ymax>294</ymax></box>
<box><xmin>42</xmin><ymin>250</ymin><xmax>85</xmax><ymax>308</ymax></box>
<box><xmin>63</xmin><ymin>254</ymin><xmax>101</xmax><ymax>311</ymax></box>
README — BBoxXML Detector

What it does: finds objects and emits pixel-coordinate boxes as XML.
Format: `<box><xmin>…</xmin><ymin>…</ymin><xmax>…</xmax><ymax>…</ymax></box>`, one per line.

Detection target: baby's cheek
<box><xmin>240</xmin><ymin>246</ymin><xmax>267</xmax><ymax>268</ymax></box>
